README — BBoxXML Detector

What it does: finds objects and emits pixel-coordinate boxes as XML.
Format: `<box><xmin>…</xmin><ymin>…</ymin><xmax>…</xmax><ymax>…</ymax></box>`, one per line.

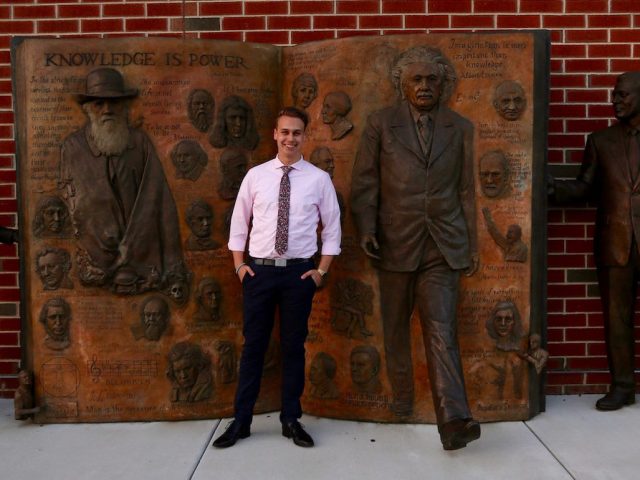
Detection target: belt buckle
<box><xmin>275</xmin><ymin>258</ymin><xmax>287</xmax><ymax>267</ymax></box>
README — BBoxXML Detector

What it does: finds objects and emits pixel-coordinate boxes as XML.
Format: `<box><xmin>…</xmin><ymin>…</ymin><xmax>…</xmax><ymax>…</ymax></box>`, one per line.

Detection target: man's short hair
<box><xmin>391</xmin><ymin>45</ymin><xmax>457</xmax><ymax>104</ymax></box>
<box><xmin>276</xmin><ymin>106</ymin><xmax>309</xmax><ymax>129</ymax></box>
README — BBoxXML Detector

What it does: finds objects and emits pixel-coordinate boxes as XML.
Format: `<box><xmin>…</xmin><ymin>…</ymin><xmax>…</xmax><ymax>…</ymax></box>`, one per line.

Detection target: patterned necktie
<box><xmin>630</xmin><ymin>128</ymin><xmax>640</xmax><ymax>181</ymax></box>
<box><xmin>275</xmin><ymin>165</ymin><xmax>293</xmax><ymax>255</ymax></box>
<box><xmin>418</xmin><ymin>113</ymin><xmax>433</xmax><ymax>157</ymax></box>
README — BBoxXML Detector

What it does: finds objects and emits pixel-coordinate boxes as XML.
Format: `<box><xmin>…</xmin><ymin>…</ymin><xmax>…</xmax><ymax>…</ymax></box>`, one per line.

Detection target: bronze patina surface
<box><xmin>13</xmin><ymin>32</ymin><xmax>548</xmax><ymax>423</ymax></box>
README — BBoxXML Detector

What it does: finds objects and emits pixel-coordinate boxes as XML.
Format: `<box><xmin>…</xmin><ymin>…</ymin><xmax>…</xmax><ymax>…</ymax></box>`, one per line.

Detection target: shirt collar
<box><xmin>274</xmin><ymin>156</ymin><xmax>306</xmax><ymax>170</ymax></box>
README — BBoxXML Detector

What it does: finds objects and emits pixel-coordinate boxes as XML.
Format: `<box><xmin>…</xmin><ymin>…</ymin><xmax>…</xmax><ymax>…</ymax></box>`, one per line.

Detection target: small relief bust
<box><xmin>350</xmin><ymin>345</ymin><xmax>382</xmax><ymax>394</ymax></box>
<box><xmin>171</xmin><ymin>140</ymin><xmax>208</xmax><ymax>181</ymax></box>
<box><xmin>482</xmin><ymin>208</ymin><xmax>528</xmax><ymax>263</ymax></box>
<box><xmin>14</xmin><ymin>370</ymin><xmax>39</xmax><ymax>420</ymax></box>
<box><xmin>291</xmin><ymin>73</ymin><xmax>318</xmax><ymax>110</ymax></box>
<box><xmin>185</xmin><ymin>199</ymin><xmax>220</xmax><ymax>251</ymax></box>
<box><xmin>518</xmin><ymin>334</ymin><xmax>549</xmax><ymax>375</ymax></box>
<box><xmin>218</xmin><ymin>148</ymin><xmax>248</xmax><ymax>201</ymax></box>
<box><xmin>39</xmin><ymin>297</ymin><xmax>71</xmax><ymax>351</ymax></box>
<box><xmin>321</xmin><ymin>91</ymin><xmax>354</xmax><ymax>140</ymax></box>
<box><xmin>187</xmin><ymin>88</ymin><xmax>215</xmax><ymax>133</ymax></box>
<box><xmin>309</xmin><ymin>352</ymin><xmax>339</xmax><ymax>400</ymax></box>
<box><xmin>193</xmin><ymin>277</ymin><xmax>223</xmax><ymax>325</ymax></box>
<box><xmin>479</xmin><ymin>150</ymin><xmax>510</xmax><ymax>199</ymax></box>
<box><xmin>486</xmin><ymin>301</ymin><xmax>525</xmax><ymax>352</ymax></box>
<box><xmin>493</xmin><ymin>80</ymin><xmax>527</xmax><ymax>121</ymax></box>
<box><xmin>167</xmin><ymin>341</ymin><xmax>213</xmax><ymax>403</ymax></box>
<box><xmin>32</xmin><ymin>195</ymin><xmax>72</xmax><ymax>238</ymax></box>
<box><xmin>131</xmin><ymin>295</ymin><xmax>170</xmax><ymax>341</ymax></box>
<box><xmin>209</xmin><ymin>95</ymin><xmax>259</xmax><ymax>150</ymax></box>
<box><xmin>35</xmin><ymin>246</ymin><xmax>74</xmax><ymax>290</ymax></box>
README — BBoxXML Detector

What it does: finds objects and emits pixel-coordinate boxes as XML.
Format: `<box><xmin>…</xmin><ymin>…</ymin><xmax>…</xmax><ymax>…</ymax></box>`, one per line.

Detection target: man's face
<box><xmin>174</xmin><ymin>143</ymin><xmax>197</xmax><ymax>174</ymax></box>
<box><xmin>273</xmin><ymin>115</ymin><xmax>306</xmax><ymax>162</ymax></box>
<box><xmin>84</xmin><ymin>98</ymin><xmax>128</xmax><ymax>126</ymax></box>
<box><xmin>19</xmin><ymin>371</ymin><xmax>31</xmax><ymax>386</ymax></box>
<box><xmin>188</xmin><ymin>207</ymin><xmax>212</xmax><ymax>238</ymax></box>
<box><xmin>190</xmin><ymin>91</ymin><xmax>212</xmax><ymax>120</ymax></box>
<box><xmin>321</xmin><ymin>95</ymin><xmax>340</xmax><ymax>124</ymax></box>
<box><xmin>42</xmin><ymin>204</ymin><xmax>66</xmax><ymax>233</ymax></box>
<box><xmin>173</xmin><ymin>358</ymin><xmax>198</xmax><ymax>389</ymax></box>
<box><xmin>494</xmin><ymin>309</ymin><xmax>515</xmax><ymax>337</ymax></box>
<box><xmin>480</xmin><ymin>154</ymin><xmax>507</xmax><ymax>198</ymax></box>
<box><xmin>225</xmin><ymin>107</ymin><xmax>247</xmax><ymax>138</ymax></box>
<box><xmin>312</xmin><ymin>150</ymin><xmax>335</xmax><ymax>178</ymax></box>
<box><xmin>351</xmin><ymin>352</ymin><xmax>376</xmax><ymax>384</ymax></box>
<box><xmin>201</xmin><ymin>284</ymin><xmax>219</xmax><ymax>313</ymax></box>
<box><xmin>37</xmin><ymin>252</ymin><xmax>64</xmax><ymax>288</ymax></box>
<box><xmin>45</xmin><ymin>306</ymin><xmax>69</xmax><ymax>340</ymax></box>
<box><xmin>494</xmin><ymin>85</ymin><xmax>526</xmax><ymax>120</ymax></box>
<box><xmin>506</xmin><ymin>225</ymin><xmax>521</xmax><ymax>243</ymax></box>
<box><xmin>401</xmin><ymin>62</ymin><xmax>442</xmax><ymax>112</ymax></box>
<box><xmin>295</xmin><ymin>83</ymin><xmax>317</xmax><ymax>109</ymax></box>
<box><xmin>612</xmin><ymin>77</ymin><xmax>640</xmax><ymax>123</ymax></box>
<box><xmin>143</xmin><ymin>299</ymin><xmax>166</xmax><ymax>340</ymax></box>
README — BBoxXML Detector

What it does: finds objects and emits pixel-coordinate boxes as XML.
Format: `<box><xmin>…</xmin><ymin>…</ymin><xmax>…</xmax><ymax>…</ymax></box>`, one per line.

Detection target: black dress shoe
<box><xmin>212</xmin><ymin>420</ymin><xmax>250</xmax><ymax>448</ymax></box>
<box><xmin>439</xmin><ymin>418</ymin><xmax>481</xmax><ymax>451</ymax></box>
<box><xmin>282</xmin><ymin>420</ymin><xmax>314</xmax><ymax>447</ymax></box>
<box><xmin>596</xmin><ymin>390</ymin><xmax>635</xmax><ymax>411</ymax></box>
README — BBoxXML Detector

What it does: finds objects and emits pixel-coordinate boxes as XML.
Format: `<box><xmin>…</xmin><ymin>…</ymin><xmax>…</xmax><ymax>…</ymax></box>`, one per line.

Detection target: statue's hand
<box><xmin>464</xmin><ymin>254</ymin><xmax>479</xmax><ymax>276</ymax></box>
<box><xmin>360</xmin><ymin>234</ymin><xmax>381</xmax><ymax>260</ymax></box>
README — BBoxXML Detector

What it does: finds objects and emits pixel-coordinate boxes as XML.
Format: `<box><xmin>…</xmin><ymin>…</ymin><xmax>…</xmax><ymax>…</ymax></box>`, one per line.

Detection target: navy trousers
<box><xmin>233</xmin><ymin>259</ymin><xmax>316</xmax><ymax>424</ymax></box>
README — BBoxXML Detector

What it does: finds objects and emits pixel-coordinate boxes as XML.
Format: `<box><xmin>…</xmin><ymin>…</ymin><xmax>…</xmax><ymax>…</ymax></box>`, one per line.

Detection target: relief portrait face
<box><xmin>480</xmin><ymin>151</ymin><xmax>508</xmax><ymax>198</ymax></box>
<box><xmin>142</xmin><ymin>297</ymin><xmax>168</xmax><ymax>341</ymax></box>
<box><xmin>172</xmin><ymin>357</ymin><xmax>199</xmax><ymax>389</ymax></box>
<box><xmin>494</xmin><ymin>308</ymin><xmax>516</xmax><ymax>338</ymax></box>
<box><xmin>506</xmin><ymin>224</ymin><xmax>521</xmax><ymax>243</ymax></box>
<box><xmin>612</xmin><ymin>76</ymin><xmax>640</xmax><ymax>122</ymax></box>
<box><xmin>350</xmin><ymin>352</ymin><xmax>377</xmax><ymax>385</ymax></box>
<box><xmin>42</xmin><ymin>203</ymin><xmax>68</xmax><ymax>234</ymax></box>
<box><xmin>187</xmin><ymin>205</ymin><xmax>213</xmax><ymax>239</ymax></box>
<box><xmin>201</xmin><ymin>283</ymin><xmax>219</xmax><ymax>313</ymax></box>
<box><xmin>294</xmin><ymin>83</ymin><xmax>317</xmax><ymax>109</ymax></box>
<box><xmin>401</xmin><ymin>62</ymin><xmax>443</xmax><ymax>112</ymax></box>
<box><xmin>83</xmin><ymin>98</ymin><xmax>130</xmax><ymax>157</ymax></box>
<box><xmin>188</xmin><ymin>89</ymin><xmax>214</xmax><ymax>132</ymax></box>
<box><xmin>37</xmin><ymin>252</ymin><xmax>65</xmax><ymax>289</ymax></box>
<box><xmin>173</xmin><ymin>142</ymin><xmax>199</xmax><ymax>175</ymax></box>
<box><xmin>45</xmin><ymin>305</ymin><xmax>69</xmax><ymax>341</ymax></box>
<box><xmin>321</xmin><ymin>93</ymin><xmax>351</xmax><ymax>125</ymax></box>
<box><xmin>493</xmin><ymin>81</ymin><xmax>527</xmax><ymax>121</ymax></box>
<box><xmin>225</xmin><ymin>106</ymin><xmax>247</xmax><ymax>139</ymax></box>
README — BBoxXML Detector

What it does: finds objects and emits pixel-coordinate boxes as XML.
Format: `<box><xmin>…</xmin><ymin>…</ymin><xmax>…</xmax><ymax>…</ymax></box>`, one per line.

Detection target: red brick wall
<box><xmin>1</xmin><ymin>0</ymin><xmax>639</xmax><ymax>397</ymax></box>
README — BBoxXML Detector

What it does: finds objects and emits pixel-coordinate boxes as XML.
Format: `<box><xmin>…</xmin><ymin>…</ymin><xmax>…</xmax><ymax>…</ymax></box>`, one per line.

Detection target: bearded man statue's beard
<box><xmin>84</xmin><ymin>104</ymin><xmax>131</xmax><ymax>157</ymax></box>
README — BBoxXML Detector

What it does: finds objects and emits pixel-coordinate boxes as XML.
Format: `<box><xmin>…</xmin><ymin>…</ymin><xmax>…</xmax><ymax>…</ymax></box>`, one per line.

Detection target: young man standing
<box><xmin>214</xmin><ymin>107</ymin><xmax>341</xmax><ymax>448</ymax></box>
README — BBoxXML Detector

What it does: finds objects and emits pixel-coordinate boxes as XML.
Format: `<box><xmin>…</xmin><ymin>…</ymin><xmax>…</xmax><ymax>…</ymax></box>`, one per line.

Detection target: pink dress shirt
<box><xmin>228</xmin><ymin>156</ymin><xmax>342</xmax><ymax>259</ymax></box>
